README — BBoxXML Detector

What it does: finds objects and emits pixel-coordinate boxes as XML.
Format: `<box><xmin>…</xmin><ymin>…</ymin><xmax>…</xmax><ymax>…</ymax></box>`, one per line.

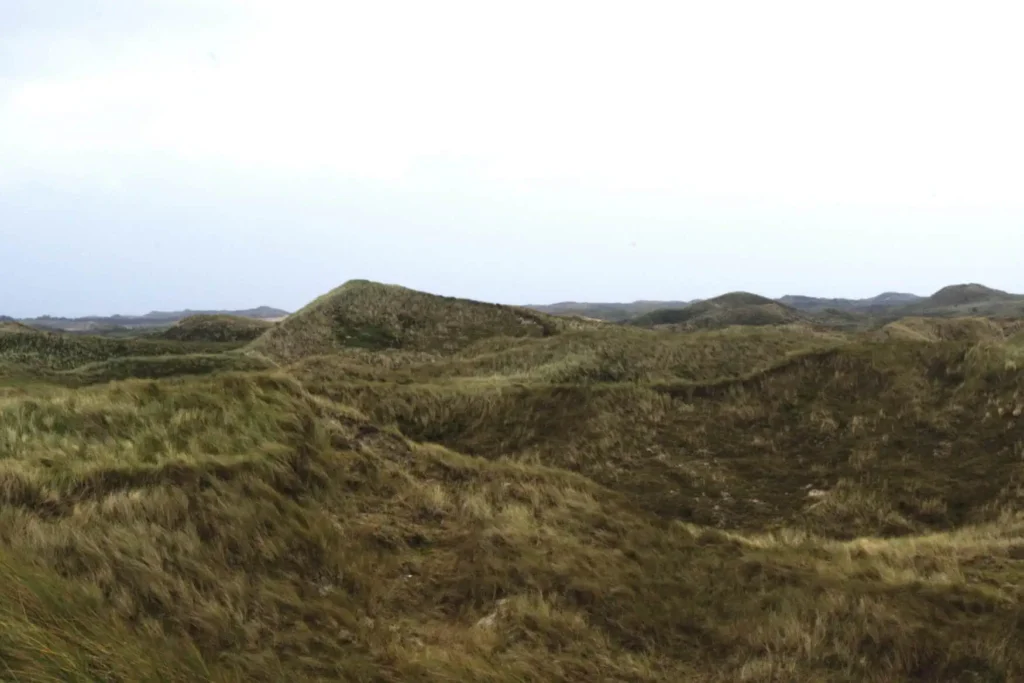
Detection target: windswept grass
<box><xmin>294</xmin><ymin>339</ymin><xmax>1024</xmax><ymax>537</ymax></box>
<box><xmin>1</xmin><ymin>281</ymin><xmax>1023</xmax><ymax>681</ymax></box>
<box><xmin>0</xmin><ymin>371</ymin><xmax>1021</xmax><ymax>681</ymax></box>
<box><xmin>285</xmin><ymin>324</ymin><xmax>846</xmax><ymax>386</ymax></box>
<box><xmin>59</xmin><ymin>353</ymin><xmax>275</xmax><ymax>385</ymax></box>
<box><xmin>0</xmin><ymin>549</ymin><xmax>214</xmax><ymax>682</ymax></box>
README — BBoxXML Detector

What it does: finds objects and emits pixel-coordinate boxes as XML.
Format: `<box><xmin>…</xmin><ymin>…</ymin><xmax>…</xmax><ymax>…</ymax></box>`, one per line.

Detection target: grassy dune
<box><xmin>250</xmin><ymin>280</ymin><xmax>596</xmax><ymax>361</ymax></box>
<box><xmin>1</xmin><ymin>284</ymin><xmax>1023</xmax><ymax>681</ymax></box>
<box><xmin>158</xmin><ymin>314</ymin><xmax>276</xmax><ymax>343</ymax></box>
<box><xmin>294</xmin><ymin>338</ymin><xmax>1024</xmax><ymax>537</ymax></box>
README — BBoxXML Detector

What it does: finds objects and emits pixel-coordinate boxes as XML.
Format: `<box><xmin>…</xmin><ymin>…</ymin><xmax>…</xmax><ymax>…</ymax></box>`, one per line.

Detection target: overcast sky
<box><xmin>2</xmin><ymin>1</ymin><xmax>1023</xmax><ymax>317</ymax></box>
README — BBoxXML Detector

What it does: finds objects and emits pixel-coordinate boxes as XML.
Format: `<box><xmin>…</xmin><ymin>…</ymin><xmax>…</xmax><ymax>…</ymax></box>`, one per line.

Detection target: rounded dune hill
<box><xmin>708</xmin><ymin>291</ymin><xmax>776</xmax><ymax>307</ymax></box>
<box><xmin>158</xmin><ymin>314</ymin><xmax>275</xmax><ymax>343</ymax></box>
<box><xmin>927</xmin><ymin>283</ymin><xmax>1015</xmax><ymax>307</ymax></box>
<box><xmin>629</xmin><ymin>291</ymin><xmax>805</xmax><ymax>329</ymax></box>
<box><xmin>249</xmin><ymin>280</ymin><xmax>593</xmax><ymax>362</ymax></box>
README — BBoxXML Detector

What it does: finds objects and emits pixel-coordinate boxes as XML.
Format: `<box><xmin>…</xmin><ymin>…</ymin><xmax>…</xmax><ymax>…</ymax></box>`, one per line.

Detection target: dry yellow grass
<box><xmin>1</xmin><ymin>282</ymin><xmax>1023</xmax><ymax>681</ymax></box>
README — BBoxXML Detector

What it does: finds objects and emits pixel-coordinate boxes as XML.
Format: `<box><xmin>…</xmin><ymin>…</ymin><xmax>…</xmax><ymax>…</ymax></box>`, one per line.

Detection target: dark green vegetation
<box><xmin>158</xmin><ymin>314</ymin><xmax>276</xmax><ymax>343</ymax></box>
<box><xmin>780</xmin><ymin>283</ymin><xmax>1024</xmax><ymax>319</ymax></box>
<box><xmin>2</xmin><ymin>280</ymin><xmax>1024</xmax><ymax>681</ymax></box>
<box><xmin>902</xmin><ymin>284</ymin><xmax>1024</xmax><ymax>317</ymax></box>
<box><xmin>927</xmin><ymin>283</ymin><xmax>1017</xmax><ymax>307</ymax></box>
<box><xmin>779</xmin><ymin>291</ymin><xmax>924</xmax><ymax>313</ymax></box>
<box><xmin>530</xmin><ymin>282</ymin><xmax>1024</xmax><ymax>324</ymax></box>
<box><xmin>629</xmin><ymin>292</ymin><xmax>807</xmax><ymax>329</ymax></box>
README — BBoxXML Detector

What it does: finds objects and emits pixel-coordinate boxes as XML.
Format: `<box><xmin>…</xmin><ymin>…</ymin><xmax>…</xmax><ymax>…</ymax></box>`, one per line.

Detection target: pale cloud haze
<box><xmin>2</xmin><ymin>0</ymin><xmax>1023</xmax><ymax>317</ymax></box>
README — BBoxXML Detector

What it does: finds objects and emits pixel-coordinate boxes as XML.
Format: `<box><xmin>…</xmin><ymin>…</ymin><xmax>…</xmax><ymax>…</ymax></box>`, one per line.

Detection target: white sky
<box><xmin>2</xmin><ymin>0</ymin><xmax>1023</xmax><ymax>316</ymax></box>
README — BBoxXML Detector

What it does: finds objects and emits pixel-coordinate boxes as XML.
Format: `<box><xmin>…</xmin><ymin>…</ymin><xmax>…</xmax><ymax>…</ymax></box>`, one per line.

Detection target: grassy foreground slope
<box><xmin>2</xmin><ymin>370</ymin><xmax>1023</xmax><ymax>682</ymax></box>
<box><xmin>1</xmin><ymin>282</ymin><xmax>1023</xmax><ymax>681</ymax></box>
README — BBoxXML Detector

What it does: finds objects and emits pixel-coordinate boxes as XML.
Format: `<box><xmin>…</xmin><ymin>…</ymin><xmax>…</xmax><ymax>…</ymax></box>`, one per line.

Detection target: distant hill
<box><xmin>534</xmin><ymin>292</ymin><xmax>928</xmax><ymax>320</ymax></box>
<box><xmin>250</xmin><ymin>280</ymin><xmax>594</xmax><ymax>361</ymax></box>
<box><xmin>778</xmin><ymin>292</ymin><xmax>923</xmax><ymax>312</ymax></box>
<box><xmin>19</xmin><ymin>306</ymin><xmax>289</xmax><ymax>332</ymax></box>
<box><xmin>534</xmin><ymin>284</ymin><xmax>1024</xmax><ymax>323</ymax></box>
<box><xmin>525</xmin><ymin>300</ymin><xmax>697</xmax><ymax>322</ymax></box>
<box><xmin>630</xmin><ymin>292</ymin><xmax>806</xmax><ymax>330</ymax></box>
<box><xmin>138</xmin><ymin>306</ymin><xmax>288</xmax><ymax>321</ymax></box>
<box><xmin>708</xmin><ymin>292</ymin><xmax>775</xmax><ymax>307</ymax></box>
<box><xmin>872</xmin><ymin>291</ymin><xmax>927</xmax><ymax>306</ymax></box>
<box><xmin>776</xmin><ymin>285</ymin><xmax>1024</xmax><ymax>318</ymax></box>
<box><xmin>895</xmin><ymin>283</ymin><xmax>1024</xmax><ymax>318</ymax></box>
<box><xmin>925</xmin><ymin>283</ymin><xmax>1016</xmax><ymax>307</ymax></box>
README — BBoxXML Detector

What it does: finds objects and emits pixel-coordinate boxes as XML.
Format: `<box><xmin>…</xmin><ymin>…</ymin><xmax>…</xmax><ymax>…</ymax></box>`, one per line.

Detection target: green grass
<box><xmin>1</xmin><ymin>282</ymin><xmax>1023</xmax><ymax>681</ymax></box>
